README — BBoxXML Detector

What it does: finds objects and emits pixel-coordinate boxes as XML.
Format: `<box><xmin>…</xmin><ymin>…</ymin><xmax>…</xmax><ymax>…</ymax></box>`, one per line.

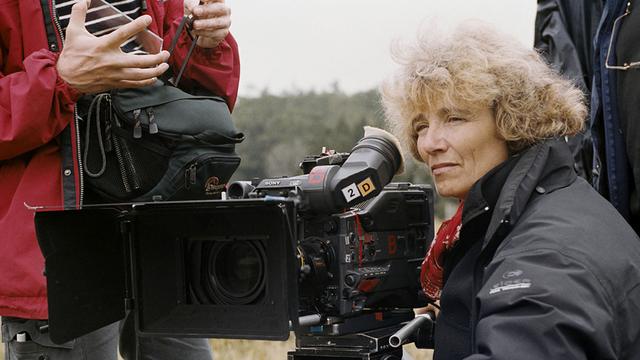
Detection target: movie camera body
<box><xmin>231</xmin><ymin>157</ymin><xmax>433</xmax><ymax>323</ymax></box>
<box><xmin>34</xmin><ymin>128</ymin><xmax>434</xmax><ymax>350</ymax></box>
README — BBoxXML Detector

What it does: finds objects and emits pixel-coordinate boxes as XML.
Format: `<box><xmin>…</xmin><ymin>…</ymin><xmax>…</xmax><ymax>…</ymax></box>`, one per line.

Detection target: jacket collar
<box><xmin>462</xmin><ymin>153</ymin><xmax>519</xmax><ymax>228</ymax></box>
<box><xmin>481</xmin><ymin>138</ymin><xmax>577</xmax><ymax>247</ymax></box>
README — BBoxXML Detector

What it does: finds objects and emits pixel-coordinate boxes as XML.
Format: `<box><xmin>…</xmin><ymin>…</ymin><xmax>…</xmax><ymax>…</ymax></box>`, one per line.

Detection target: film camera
<box><xmin>34</xmin><ymin>127</ymin><xmax>435</xmax><ymax>358</ymax></box>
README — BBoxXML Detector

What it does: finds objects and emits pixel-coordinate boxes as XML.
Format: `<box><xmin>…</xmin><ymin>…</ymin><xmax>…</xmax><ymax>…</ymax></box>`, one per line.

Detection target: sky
<box><xmin>227</xmin><ymin>0</ymin><xmax>538</xmax><ymax>97</ymax></box>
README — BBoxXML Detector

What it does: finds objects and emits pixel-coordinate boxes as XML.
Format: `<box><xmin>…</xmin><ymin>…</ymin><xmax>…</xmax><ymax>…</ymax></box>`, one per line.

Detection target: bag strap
<box><xmin>167</xmin><ymin>15</ymin><xmax>200</xmax><ymax>87</ymax></box>
<box><xmin>83</xmin><ymin>94</ymin><xmax>112</xmax><ymax>178</ymax></box>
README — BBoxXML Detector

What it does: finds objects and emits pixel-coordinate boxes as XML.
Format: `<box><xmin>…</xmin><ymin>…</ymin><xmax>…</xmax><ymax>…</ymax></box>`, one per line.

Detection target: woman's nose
<box><xmin>417</xmin><ymin>125</ymin><xmax>447</xmax><ymax>157</ymax></box>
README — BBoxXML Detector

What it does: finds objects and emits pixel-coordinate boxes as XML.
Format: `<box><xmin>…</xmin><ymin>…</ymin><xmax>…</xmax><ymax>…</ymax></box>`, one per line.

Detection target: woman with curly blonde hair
<box><xmin>382</xmin><ymin>22</ymin><xmax>640</xmax><ymax>359</ymax></box>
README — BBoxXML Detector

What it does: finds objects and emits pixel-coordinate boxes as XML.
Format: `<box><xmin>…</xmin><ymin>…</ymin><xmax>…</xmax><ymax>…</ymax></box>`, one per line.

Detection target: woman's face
<box><xmin>415</xmin><ymin>103</ymin><xmax>509</xmax><ymax>199</ymax></box>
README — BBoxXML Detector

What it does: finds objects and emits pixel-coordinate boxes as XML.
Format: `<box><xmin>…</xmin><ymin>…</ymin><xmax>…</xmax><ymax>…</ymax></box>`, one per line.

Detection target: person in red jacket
<box><xmin>0</xmin><ymin>0</ymin><xmax>239</xmax><ymax>359</ymax></box>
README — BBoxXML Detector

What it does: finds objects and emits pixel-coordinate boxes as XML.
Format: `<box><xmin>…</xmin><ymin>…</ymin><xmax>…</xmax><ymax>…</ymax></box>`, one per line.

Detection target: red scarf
<box><xmin>420</xmin><ymin>201</ymin><xmax>464</xmax><ymax>301</ymax></box>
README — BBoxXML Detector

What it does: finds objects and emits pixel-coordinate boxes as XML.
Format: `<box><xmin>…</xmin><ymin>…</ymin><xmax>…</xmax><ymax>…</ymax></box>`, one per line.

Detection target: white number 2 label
<box><xmin>341</xmin><ymin>183</ymin><xmax>360</xmax><ymax>202</ymax></box>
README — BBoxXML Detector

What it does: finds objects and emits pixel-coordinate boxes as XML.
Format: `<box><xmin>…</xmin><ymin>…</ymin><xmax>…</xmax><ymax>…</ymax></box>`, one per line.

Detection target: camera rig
<box><xmin>34</xmin><ymin>127</ymin><xmax>435</xmax><ymax>359</ymax></box>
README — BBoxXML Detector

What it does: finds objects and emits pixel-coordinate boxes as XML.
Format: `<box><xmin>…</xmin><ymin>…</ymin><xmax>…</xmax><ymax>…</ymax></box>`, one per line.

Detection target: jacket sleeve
<box><xmin>463</xmin><ymin>249</ymin><xmax>618</xmax><ymax>360</ymax></box>
<box><xmin>0</xmin><ymin>49</ymin><xmax>80</xmax><ymax>160</ymax></box>
<box><xmin>162</xmin><ymin>2</ymin><xmax>240</xmax><ymax>111</ymax></box>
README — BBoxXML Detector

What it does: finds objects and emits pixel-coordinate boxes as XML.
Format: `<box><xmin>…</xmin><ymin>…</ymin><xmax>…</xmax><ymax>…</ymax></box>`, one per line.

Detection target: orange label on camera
<box><xmin>357</xmin><ymin>178</ymin><xmax>375</xmax><ymax>196</ymax></box>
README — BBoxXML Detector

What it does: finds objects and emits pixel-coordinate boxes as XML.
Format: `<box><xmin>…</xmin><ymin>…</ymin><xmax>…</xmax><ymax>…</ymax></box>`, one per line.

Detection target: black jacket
<box><xmin>535</xmin><ymin>0</ymin><xmax>602</xmax><ymax>94</ymax></box>
<box><xmin>434</xmin><ymin>139</ymin><xmax>640</xmax><ymax>360</ymax></box>
<box><xmin>534</xmin><ymin>0</ymin><xmax>603</xmax><ymax>182</ymax></box>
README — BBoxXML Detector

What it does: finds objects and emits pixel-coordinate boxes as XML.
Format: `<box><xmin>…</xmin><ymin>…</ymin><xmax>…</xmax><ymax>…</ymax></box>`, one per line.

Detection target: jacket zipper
<box><xmin>74</xmin><ymin>110</ymin><xmax>85</xmax><ymax>206</ymax></box>
<box><xmin>48</xmin><ymin>0</ymin><xmax>86</xmax><ymax>206</ymax></box>
<box><xmin>51</xmin><ymin>1</ymin><xmax>64</xmax><ymax>43</ymax></box>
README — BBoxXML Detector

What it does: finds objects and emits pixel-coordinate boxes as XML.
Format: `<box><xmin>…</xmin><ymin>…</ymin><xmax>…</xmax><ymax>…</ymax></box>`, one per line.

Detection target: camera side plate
<box><xmin>35</xmin><ymin>207</ymin><xmax>128</xmax><ymax>344</ymax></box>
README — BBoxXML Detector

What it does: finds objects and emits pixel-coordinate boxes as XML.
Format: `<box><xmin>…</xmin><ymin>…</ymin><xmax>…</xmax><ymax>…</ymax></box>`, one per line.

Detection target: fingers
<box><xmin>191</xmin><ymin>16</ymin><xmax>231</xmax><ymax>32</ymax></box>
<box><xmin>193</xmin><ymin>28</ymin><xmax>228</xmax><ymax>44</ymax></box>
<box><xmin>183</xmin><ymin>0</ymin><xmax>200</xmax><ymax>15</ymax></box>
<box><xmin>66</xmin><ymin>0</ymin><xmax>91</xmax><ymax>34</ymax></box>
<box><xmin>117</xmin><ymin>63</ymin><xmax>170</xmax><ymax>81</ymax></box>
<box><xmin>114</xmin><ymin>78</ymin><xmax>160</xmax><ymax>89</ymax></box>
<box><xmin>105</xmin><ymin>15</ymin><xmax>152</xmax><ymax>47</ymax></box>
<box><xmin>192</xmin><ymin>1</ymin><xmax>230</xmax><ymax>20</ymax></box>
<box><xmin>99</xmin><ymin>62</ymin><xmax>168</xmax><ymax>91</ymax></box>
<box><xmin>90</xmin><ymin>50</ymin><xmax>168</xmax><ymax>87</ymax></box>
<box><xmin>108</xmin><ymin>52</ymin><xmax>169</xmax><ymax>81</ymax></box>
<box><xmin>119</xmin><ymin>50</ymin><xmax>170</xmax><ymax>68</ymax></box>
<box><xmin>190</xmin><ymin>1</ymin><xmax>231</xmax><ymax>44</ymax></box>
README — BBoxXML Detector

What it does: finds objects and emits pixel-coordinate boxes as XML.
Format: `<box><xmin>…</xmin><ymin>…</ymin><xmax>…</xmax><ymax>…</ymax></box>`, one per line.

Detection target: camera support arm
<box><xmin>389</xmin><ymin>311</ymin><xmax>435</xmax><ymax>348</ymax></box>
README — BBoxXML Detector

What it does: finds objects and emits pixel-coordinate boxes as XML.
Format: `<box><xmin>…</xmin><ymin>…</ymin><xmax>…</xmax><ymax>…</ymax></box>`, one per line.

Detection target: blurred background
<box><xmin>0</xmin><ymin>1</ymin><xmax>536</xmax><ymax>359</ymax></box>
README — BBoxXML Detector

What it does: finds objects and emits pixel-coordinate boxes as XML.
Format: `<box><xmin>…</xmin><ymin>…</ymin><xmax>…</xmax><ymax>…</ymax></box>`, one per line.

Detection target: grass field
<box><xmin>1</xmin><ymin>337</ymin><xmax>433</xmax><ymax>359</ymax></box>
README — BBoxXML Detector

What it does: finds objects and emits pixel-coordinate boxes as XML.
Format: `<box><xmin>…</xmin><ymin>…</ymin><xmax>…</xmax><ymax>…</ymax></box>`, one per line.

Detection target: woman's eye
<box><xmin>448</xmin><ymin>116</ymin><xmax>465</xmax><ymax>123</ymax></box>
<box><xmin>414</xmin><ymin>123</ymin><xmax>429</xmax><ymax>132</ymax></box>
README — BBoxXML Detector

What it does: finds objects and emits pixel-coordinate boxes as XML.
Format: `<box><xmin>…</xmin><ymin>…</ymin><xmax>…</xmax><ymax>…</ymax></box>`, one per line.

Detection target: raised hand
<box><xmin>56</xmin><ymin>0</ymin><xmax>170</xmax><ymax>94</ymax></box>
<box><xmin>184</xmin><ymin>0</ymin><xmax>231</xmax><ymax>49</ymax></box>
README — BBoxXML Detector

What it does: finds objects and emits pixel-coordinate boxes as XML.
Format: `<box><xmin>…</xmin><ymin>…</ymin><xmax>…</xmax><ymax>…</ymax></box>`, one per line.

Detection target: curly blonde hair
<box><xmin>381</xmin><ymin>22</ymin><xmax>587</xmax><ymax>160</ymax></box>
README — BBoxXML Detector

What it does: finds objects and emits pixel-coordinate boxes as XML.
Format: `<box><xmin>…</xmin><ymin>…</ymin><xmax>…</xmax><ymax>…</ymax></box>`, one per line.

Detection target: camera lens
<box><xmin>191</xmin><ymin>240</ymin><xmax>266</xmax><ymax>305</ymax></box>
<box><xmin>227</xmin><ymin>181</ymin><xmax>255</xmax><ymax>199</ymax></box>
<box><xmin>211</xmin><ymin>241</ymin><xmax>264</xmax><ymax>299</ymax></box>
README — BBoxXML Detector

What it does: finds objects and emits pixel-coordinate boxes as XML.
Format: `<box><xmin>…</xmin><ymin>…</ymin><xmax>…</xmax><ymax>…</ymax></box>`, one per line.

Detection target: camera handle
<box><xmin>389</xmin><ymin>312</ymin><xmax>435</xmax><ymax>349</ymax></box>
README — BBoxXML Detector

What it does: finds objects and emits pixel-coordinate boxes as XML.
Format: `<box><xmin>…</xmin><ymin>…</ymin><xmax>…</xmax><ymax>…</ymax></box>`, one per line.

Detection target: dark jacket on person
<box><xmin>534</xmin><ymin>0</ymin><xmax>602</xmax><ymax>182</ymax></box>
<box><xmin>433</xmin><ymin>138</ymin><xmax>640</xmax><ymax>360</ymax></box>
<box><xmin>535</xmin><ymin>0</ymin><xmax>601</xmax><ymax>95</ymax></box>
<box><xmin>535</xmin><ymin>0</ymin><xmax>640</xmax><ymax>234</ymax></box>
<box><xmin>590</xmin><ymin>0</ymin><xmax>639</xmax><ymax>231</ymax></box>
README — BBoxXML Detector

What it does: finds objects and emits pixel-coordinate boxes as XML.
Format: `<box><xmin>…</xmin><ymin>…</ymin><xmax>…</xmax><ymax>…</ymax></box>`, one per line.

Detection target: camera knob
<box><xmin>301</xmin><ymin>264</ymin><xmax>311</xmax><ymax>274</ymax></box>
<box><xmin>344</xmin><ymin>273</ymin><xmax>359</xmax><ymax>287</ymax></box>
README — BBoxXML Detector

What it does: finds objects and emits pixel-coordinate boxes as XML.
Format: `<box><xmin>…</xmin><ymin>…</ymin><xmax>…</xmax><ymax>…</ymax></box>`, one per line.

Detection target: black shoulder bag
<box><xmin>81</xmin><ymin>16</ymin><xmax>244</xmax><ymax>202</ymax></box>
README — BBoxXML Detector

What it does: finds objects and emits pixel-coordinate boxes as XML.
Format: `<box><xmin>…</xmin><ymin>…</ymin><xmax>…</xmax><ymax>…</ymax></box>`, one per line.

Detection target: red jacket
<box><xmin>0</xmin><ymin>0</ymin><xmax>240</xmax><ymax>319</ymax></box>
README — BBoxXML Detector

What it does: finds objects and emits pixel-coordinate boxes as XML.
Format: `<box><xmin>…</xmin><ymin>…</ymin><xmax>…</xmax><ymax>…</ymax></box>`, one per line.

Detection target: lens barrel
<box><xmin>191</xmin><ymin>240</ymin><xmax>267</xmax><ymax>305</ymax></box>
